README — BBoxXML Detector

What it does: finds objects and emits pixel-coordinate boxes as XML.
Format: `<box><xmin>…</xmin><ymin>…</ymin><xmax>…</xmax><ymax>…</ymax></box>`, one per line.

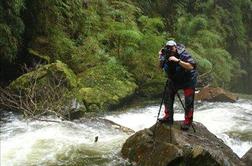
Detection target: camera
<box><xmin>161</xmin><ymin>46</ymin><xmax>171</xmax><ymax>59</ymax></box>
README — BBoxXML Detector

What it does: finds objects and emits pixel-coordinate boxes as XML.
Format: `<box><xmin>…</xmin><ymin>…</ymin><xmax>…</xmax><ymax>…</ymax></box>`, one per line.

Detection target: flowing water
<box><xmin>1</xmin><ymin>99</ymin><xmax>252</xmax><ymax>166</ymax></box>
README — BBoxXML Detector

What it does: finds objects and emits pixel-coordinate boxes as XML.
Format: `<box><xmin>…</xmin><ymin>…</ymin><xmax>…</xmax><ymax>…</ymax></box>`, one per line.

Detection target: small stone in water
<box><xmin>95</xmin><ymin>136</ymin><xmax>98</xmax><ymax>142</ymax></box>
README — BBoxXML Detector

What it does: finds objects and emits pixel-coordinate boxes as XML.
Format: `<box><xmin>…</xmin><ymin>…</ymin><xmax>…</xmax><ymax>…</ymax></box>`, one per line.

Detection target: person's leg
<box><xmin>159</xmin><ymin>82</ymin><xmax>176</xmax><ymax>124</ymax></box>
<box><xmin>181</xmin><ymin>87</ymin><xmax>195</xmax><ymax>130</ymax></box>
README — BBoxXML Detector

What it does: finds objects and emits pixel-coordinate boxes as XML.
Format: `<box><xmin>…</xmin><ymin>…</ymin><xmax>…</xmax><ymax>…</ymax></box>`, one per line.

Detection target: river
<box><xmin>1</xmin><ymin>99</ymin><xmax>252</xmax><ymax>166</ymax></box>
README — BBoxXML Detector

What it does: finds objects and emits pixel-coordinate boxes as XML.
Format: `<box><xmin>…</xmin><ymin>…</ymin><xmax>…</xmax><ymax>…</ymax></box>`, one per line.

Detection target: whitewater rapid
<box><xmin>1</xmin><ymin>99</ymin><xmax>252</xmax><ymax>166</ymax></box>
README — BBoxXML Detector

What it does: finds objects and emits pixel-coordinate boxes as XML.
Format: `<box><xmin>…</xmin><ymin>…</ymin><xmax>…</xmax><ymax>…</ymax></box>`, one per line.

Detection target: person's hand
<box><xmin>158</xmin><ymin>49</ymin><xmax>162</xmax><ymax>55</ymax></box>
<box><xmin>168</xmin><ymin>56</ymin><xmax>179</xmax><ymax>62</ymax></box>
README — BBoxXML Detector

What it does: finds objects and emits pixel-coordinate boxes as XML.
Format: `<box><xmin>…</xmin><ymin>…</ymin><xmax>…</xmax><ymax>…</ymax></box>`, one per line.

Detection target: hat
<box><xmin>166</xmin><ymin>40</ymin><xmax>177</xmax><ymax>46</ymax></box>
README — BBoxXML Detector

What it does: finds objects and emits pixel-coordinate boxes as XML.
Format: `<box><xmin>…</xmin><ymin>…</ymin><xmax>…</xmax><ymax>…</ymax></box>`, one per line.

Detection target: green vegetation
<box><xmin>1</xmin><ymin>0</ymin><xmax>251</xmax><ymax>114</ymax></box>
<box><xmin>0</xmin><ymin>0</ymin><xmax>25</xmax><ymax>62</ymax></box>
<box><xmin>77</xmin><ymin>59</ymin><xmax>137</xmax><ymax>111</ymax></box>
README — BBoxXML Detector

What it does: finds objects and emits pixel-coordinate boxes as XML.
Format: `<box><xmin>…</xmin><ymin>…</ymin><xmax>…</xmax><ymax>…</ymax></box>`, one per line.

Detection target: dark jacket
<box><xmin>160</xmin><ymin>44</ymin><xmax>197</xmax><ymax>88</ymax></box>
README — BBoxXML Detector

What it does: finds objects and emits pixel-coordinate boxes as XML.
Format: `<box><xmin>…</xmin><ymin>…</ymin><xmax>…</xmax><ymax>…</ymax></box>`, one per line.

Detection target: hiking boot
<box><xmin>158</xmin><ymin>117</ymin><xmax>174</xmax><ymax>125</ymax></box>
<box><xmin>158</xmin><ymin>105</ymin><xmax>174</xmax><ymax>125</ymax></box>
<box><xmin>181</xmin><ymin>110</ymin><xmax>193</xmax><ymax>131</ymax></box>
<box><xmin>180</xmin><ymin>123</ymin><xmax>190</xmax><ymax>131</ymax></box>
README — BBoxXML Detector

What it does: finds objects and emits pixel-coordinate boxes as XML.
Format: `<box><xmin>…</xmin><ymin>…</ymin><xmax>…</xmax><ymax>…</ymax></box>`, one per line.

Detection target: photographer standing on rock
<box><xmin>158</xmin><ymin>40</ymin><xmax>198</xmax><ymax>130</ymax></box>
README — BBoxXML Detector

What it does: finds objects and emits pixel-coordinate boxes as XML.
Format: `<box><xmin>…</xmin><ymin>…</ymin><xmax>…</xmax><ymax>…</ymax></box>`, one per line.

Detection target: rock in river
<box><xmin>195</xmin><ymin>86</ymin><xmax>238</xmax><ymax>103</ymax></box>
<box><xmin>121</xmin><ymin>121</ymin><xmax>245</xmax><ymax>166</ymax></box>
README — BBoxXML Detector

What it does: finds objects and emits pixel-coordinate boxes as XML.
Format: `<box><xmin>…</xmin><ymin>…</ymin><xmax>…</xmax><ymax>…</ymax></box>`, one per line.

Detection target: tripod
<box><xmin>153</xmin><ymin>79</ymin><xmax>196</xmax><ymax>138</ymax></box>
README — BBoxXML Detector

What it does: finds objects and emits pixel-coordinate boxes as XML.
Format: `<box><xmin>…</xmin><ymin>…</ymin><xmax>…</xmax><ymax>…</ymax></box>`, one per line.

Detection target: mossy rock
<box><xmin>9</xmin><ymin>60</ymin><xmax>77</xmax><ymax>91</ymax></box>
<box><xmin>77</xmin><ymin>62</ymin><xmax>138</xmax><ymax>111</ymax></box>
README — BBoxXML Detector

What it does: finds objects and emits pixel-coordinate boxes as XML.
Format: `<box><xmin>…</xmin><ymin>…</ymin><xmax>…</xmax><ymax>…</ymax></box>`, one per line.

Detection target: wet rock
<box><xmin>195</xmin><ymin>86</ymin><xmax>238</xmax><ymax>103</ymax></box>
<box><xmin>77</xmin><ymin>117</ymin><xmax>135</xmax><ymax>134</ymax></box>
<box><xmin>241</xmin><ymin>148</ymin><xmax>252</xmax><ymax>166</ymax></box>
<box><xmin>98</xmin><ymin>118</ymin><xmax>135</xmax><ymax>134</ymax></box>
<box><xmin>121</xmin><ymin>121</ymin><xmax>244</xmax><ymax>166</ymax></box>
<box><xmin>9</xmin><ymin>60</ymin><xmax>77</xmax><ymax>90</ymax></box>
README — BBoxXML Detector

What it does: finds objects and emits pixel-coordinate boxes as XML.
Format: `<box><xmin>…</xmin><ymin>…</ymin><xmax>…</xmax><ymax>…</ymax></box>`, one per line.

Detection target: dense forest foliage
<box><xmin>0</xmin><ymin>0</ymin><xmax>251</xmax><ymax>113</ymax></box>
<box><xmin>137</xmin><ymin>0</ymin><xmax>252</xmax><ymax>92</ymax></box>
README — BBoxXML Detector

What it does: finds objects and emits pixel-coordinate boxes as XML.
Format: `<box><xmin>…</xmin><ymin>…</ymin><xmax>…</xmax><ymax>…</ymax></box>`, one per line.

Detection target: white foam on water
<box><xmin>105</xmin><ymin>106</ymin><xmax>158</xmax><ymax>131</ymax></box>
<box><xmin>0</xmin><ymin>117</ymin><xmax>128</xmax><ymax>166</ymax></box>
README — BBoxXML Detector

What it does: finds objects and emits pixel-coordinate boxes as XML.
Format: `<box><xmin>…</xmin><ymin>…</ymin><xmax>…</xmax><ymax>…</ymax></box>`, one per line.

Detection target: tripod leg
<box><xmin>191</xmin><ymin>123</ymin><xmax>196</xmax><ymax>132</ymax></box>
<box><xmin>152</xmin><ymin>79</ymin><xmax>169</xmax><ymax>152</ymax></box>
<box><xmin>169</xmin><ymin>125</ymin><xmax>172</xmax><ymax>143</ymax></box>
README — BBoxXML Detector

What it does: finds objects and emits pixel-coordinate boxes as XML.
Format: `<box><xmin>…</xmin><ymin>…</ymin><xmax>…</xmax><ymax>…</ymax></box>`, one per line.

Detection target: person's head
<box><xmin>165</xmin><ymin>40</ymin><xmax>177</xmax><ymax>55</ymax></box>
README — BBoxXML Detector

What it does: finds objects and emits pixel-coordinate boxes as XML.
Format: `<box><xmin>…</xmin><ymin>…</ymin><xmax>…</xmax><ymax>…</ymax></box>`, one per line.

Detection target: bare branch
<box><xmin>0</xmin><ymin>73</ymin><xmax>74</xmax><ymax>120</ymax></box>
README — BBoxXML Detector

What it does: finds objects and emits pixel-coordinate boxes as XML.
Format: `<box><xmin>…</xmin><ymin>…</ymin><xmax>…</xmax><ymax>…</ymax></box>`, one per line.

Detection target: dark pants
<box><xmin>163</xmin><ymin>81</ymin><xmax>195</xmax><ymax>125</ymax></box>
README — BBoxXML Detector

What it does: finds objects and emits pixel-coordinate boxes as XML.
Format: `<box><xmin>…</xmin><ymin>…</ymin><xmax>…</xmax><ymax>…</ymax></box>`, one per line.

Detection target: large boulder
<box><xmin>7</xmin><ymin>61</ymin><xmax>79</xmax><ymax>117</ymax></box>
<box><xmin>241</xmin><ymin>148</ymin><xmax>252</xmax><ymax>166</ymax></box>
<box><xmin>121</xmin><ymin>121</ymin><xmax>244</xmax><ymax>166</ymax></box>
<box><xmin>195</xmin><ymin>86</ymin><xmax>238</xmax><ymax>103</ymax></box>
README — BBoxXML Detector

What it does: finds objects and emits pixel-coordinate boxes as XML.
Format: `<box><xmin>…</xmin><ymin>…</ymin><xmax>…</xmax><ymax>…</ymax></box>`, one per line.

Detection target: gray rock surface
<box><xmin>241</xmin><ymin>148</ymin><xmax>252</xmax><ymax>166</ymax></box>
<box><xmin>121</xmin><ymin>121</ymin><xmax>244</xmax><ymax>166</ymax></box>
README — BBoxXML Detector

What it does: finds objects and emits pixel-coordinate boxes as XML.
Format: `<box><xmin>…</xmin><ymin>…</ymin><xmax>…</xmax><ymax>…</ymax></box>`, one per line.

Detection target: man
<box><xmin>158</xmin><ymin>40</ymin><xmax>197</xmax><ymax>131</ymax></box>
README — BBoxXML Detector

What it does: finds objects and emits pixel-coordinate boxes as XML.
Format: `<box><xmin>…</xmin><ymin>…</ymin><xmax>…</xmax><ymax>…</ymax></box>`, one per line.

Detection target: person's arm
<box><xmin>177</xmin><ymin>60</ymin><xmax>194</xmax><ymax>70</ymax></box>
<box><xmin>168</xmin><ymin>56</ymin><xmax>194</xmax><ymax>70</ymax></box>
